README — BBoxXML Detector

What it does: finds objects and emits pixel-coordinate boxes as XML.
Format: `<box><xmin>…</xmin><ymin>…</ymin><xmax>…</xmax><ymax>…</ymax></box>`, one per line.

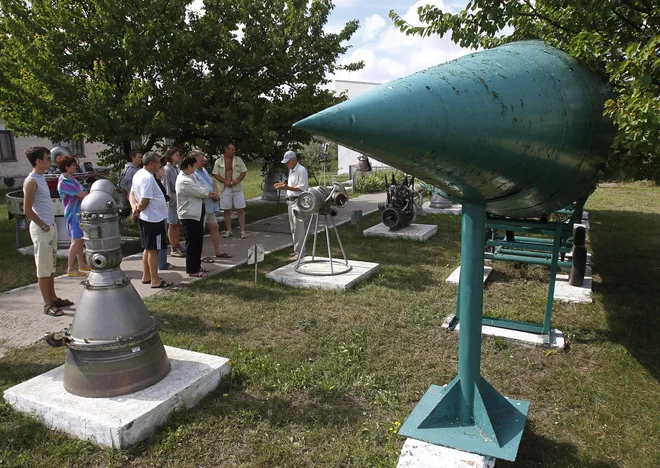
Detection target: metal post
<box><xmin>457</xmin><ymin>203</ymin><xmax>486</xmax><ymax>423</ymax></box>
<box><xmin>296</xmin><ymin>213</ymin><xmax>315</xmax><ymax>268</ymax></box>
<box><xmin>254</xmin><ymin>244</ymin><xmax>258</xmax><ymax>285</ymax></box>
<box><xmin>398</xmin><ymin>202</ymin><xmax>529</xmax><ymax>460</ymax></box>
<box><xmin>324</xmin><ymin>215</ymin><xmax>334</xmax><ymax>274</ymax></box>
<box><xmin>330</xmin><ymin>214</ymin><xmax>350</xmax><ymax>266</ymax></box>
<box><xmin>311</xmin><ymin>213</ymin><xmax>320</xmax><ymax>260</ymax></box>
<box><xmin>543</xmin><ymin>223</ymin><xmax>563</xmax><ymax>337</ymax></box>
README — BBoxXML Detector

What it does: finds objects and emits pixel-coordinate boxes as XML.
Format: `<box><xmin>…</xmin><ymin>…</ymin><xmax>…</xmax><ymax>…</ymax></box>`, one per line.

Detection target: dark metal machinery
<box><xmin>45</xmin><ymin>180</ymin><xmax>170</xmax><ymax>397</ymax></box>
<box><xmin>379</xmin><ymin>174</ymin><xmax>423</xmax><ymax>230</ymax></box>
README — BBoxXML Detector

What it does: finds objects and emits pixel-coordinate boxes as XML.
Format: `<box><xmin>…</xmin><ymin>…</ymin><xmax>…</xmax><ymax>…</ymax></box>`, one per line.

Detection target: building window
<box><xmin>53</xmin><ymin>139</ymin><xmax>86</xmax><ymax>158</ymax></box>
<box><xmin>0</xmin><ymin>130</ymin><xmax>17</xmax><ymax>162</ymax></box>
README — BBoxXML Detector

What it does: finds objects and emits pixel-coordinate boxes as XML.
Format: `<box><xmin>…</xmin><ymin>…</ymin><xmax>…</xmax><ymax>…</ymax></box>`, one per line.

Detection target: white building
<box><xmin>334</xmin><ymin>80</ymin><xmax>392</xmax><ymax>176</ymax></box>
<box><xmin>0</xmin><ymin>119</ymin><xmax>109</xmax><ymax>188</ymax></box>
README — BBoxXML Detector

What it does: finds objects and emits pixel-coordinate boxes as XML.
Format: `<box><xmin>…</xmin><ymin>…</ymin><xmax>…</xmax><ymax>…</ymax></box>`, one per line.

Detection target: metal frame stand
<box><xmin>450</xmin><ymin>198</ymin><xmax>587</xmax><ymax>341</ymax></box>
<box><xmin>399</xmin><ymin>203</ymin><xmax>529</xmax><ymax>461</ymax></box>
<box><xmin>294</xmin><ymin>212</ymin><xmax>352</xmax><ymax>276</ymax></box>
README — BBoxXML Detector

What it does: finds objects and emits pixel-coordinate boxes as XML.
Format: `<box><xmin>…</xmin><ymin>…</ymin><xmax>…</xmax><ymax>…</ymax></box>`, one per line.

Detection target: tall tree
<box><xmin>0</xmin><ymin>0</ymin><xmax>361</xmax><ymax>168</ymax></box>
<box><xmin>390</xmin><ymin>1</ymin><xmax>660</xmax><ymax>180</ymax></box>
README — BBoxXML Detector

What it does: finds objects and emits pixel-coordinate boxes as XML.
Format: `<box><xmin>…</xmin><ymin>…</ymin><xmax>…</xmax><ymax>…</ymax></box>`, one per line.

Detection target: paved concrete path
<box><xmin>0</xmin><ymin>194</ymin><xmax>382</xmax><ymax>354</ymax></box>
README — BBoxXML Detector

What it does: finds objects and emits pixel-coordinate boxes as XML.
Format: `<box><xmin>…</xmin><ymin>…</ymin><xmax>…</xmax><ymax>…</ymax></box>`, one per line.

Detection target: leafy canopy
<box><xmin>0</xmin><ymin>0</ymin><xmax>361</xmax><ymax>168</ymax></box>
<box><xmin>390</xmin><ymin>0</ymin><xmax>660</xmax><ymax>180</ymax></box>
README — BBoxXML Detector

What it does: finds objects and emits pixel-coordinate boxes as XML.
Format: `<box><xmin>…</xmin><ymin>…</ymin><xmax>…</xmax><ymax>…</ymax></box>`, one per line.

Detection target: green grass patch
<box><xmin>1</xmin><ymin>183</ymin><xmax>658</xmax><ymax>467</ymax></box>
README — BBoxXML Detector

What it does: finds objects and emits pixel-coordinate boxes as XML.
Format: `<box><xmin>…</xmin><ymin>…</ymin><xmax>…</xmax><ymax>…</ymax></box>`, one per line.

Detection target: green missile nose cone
<box><xmin>293</xmin><ymin>40</ymin><xmax>614</xmax><ymax>218</ymax></box>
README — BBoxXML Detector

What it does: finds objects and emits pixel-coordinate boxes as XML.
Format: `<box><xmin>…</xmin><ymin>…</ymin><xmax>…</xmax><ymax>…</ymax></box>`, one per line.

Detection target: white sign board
<box><xmin>247</xmin><ymin>244</ymin><xmax>265</xmax><ymax>265</ymax></box>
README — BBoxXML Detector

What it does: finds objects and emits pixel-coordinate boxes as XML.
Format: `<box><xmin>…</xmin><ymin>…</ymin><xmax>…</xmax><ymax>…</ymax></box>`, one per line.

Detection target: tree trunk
<box><xmin>261</xmin><ymin>167</ymin><xmax>288</xmax><ymax>201</ymax></box>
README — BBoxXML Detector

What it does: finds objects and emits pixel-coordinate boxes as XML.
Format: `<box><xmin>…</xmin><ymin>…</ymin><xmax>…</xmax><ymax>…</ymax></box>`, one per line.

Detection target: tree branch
<box><xmin>611</xmin><ymin>6</ymin><xmax>648</xmax><ymax>35</ymax></box>
<box><xmin>520</xmin><ymin>1</ymin><xmax>576</xmax><ymax>34</ymax></box>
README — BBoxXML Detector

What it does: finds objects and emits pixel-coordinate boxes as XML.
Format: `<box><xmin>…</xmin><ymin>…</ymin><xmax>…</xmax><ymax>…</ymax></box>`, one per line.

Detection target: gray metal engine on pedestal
<box><xmin>45</xmin><ymin>179</ymin><xmax>170</xmax><ymax>397</ymax></box>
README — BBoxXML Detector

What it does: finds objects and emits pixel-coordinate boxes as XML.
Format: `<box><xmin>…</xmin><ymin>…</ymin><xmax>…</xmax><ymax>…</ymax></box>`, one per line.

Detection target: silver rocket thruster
<box><xmin>45</xmin><ymin>179</ymin><xmax>170</xmax><ymax>397</ymax></box>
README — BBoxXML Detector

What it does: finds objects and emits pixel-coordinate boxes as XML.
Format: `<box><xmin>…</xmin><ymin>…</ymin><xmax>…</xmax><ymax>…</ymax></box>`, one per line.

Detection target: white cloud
<box><xmin>332</xmin><ymin>1</ymin><xmax>472</xmax><ymax>85</ymax></box>
<box><xmin>360</xmin><ymin>14</ymin><xmax>387</xmax><ymax>42</ymax></box>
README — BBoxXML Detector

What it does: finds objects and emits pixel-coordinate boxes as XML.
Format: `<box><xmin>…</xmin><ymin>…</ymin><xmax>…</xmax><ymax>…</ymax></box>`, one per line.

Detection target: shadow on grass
<box><xmin>589</xmin><ymin>210</ymin><xmax>660</xmax><ymax>382</ymax></box>
<box><xmin>502</xmin><ymin>422</ymin><xmax>619</xmax><ymax>467</ymax></box>
<box><xmin>189</xmin><ymin>276</ymin><xmax>289</xmax><ymax>303</ymax></box>
<box><xmin>0</xmin><ymin>361</ymin><xmax>60</xmax><ymax>388</ymax></box>
<box><xmin>153</xmin><ymin>310</ymin><xmax>250</xmax><ymax>337</ymax></box>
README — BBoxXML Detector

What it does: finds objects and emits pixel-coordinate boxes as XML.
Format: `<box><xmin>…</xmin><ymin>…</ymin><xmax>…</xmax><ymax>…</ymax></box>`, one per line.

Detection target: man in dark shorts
<box><xmin>131</xmin><ymin>151</ymin><xmax>173</xmax><ymax>288</ymax></box>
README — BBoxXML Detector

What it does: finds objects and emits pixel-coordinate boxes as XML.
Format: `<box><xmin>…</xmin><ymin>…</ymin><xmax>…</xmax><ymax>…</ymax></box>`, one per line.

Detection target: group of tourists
<box><xmin>22</xmin><ymin>143</ymin><xmax>309</xmax><ymax>316</ymax></box>
<box><xmin>122</xmin><ymin>144</ymin><xmax>248</xmax><ymax>286</ymax></box>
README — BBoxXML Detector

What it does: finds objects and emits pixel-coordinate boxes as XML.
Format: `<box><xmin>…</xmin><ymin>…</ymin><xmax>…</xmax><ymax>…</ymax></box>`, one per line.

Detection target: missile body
<box><xmin>294</xmin><ymin>41</ymin><xmax>614</xmax><ymax>218</ymax></box>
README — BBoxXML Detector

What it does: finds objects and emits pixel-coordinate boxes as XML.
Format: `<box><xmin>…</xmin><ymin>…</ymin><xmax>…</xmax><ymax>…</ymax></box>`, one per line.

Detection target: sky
<box><xmin>324</xmin><ymin>0</ymin><xmax>473</xmax><ymax>85</ymax></box>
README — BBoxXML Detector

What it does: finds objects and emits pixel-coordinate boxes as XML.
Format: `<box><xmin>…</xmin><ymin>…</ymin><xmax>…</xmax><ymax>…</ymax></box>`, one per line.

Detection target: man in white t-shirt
<box><xmin>274</xmin><ymin>150</ymin><xmax>308</xmax><ymax>260</ymax></box>
<box><xmin>131</xmin><ymin>151</ymin><xmax>173</xmax><ymax>288</ymax></box>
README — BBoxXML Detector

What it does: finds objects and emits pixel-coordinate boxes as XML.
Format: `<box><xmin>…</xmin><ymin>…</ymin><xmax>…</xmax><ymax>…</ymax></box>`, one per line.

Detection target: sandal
<box><xmin>53</xmin><ymin>298</ymin><xmax>74</xmax><ymax>307</ymax></box>
<box><xmin>67</xmin><ymin>271</ymin><xmax>86</xmax><ymax>277</ymax></box>
<box><xmin>240</xmin><ymin>232</ymin><xmax>247</xmax><ymax>239</ymax></box>
<box><xmin>216</xmin><ymin>252</ymin><xmax>232</xmax><ymax>258</ymax></box>
<box><xmin>223</xmin><ymin>231</ymin><xmax>233</xmax><ymax>238</ymax></box>
<box><xmin>79</xmin><ymin>267</ymin><xmax>91</xmax><ymax>271</ymax></box>
<box><xmin>199</xmin><ymin>267</ymin><xmax>209</xmax><ymax>273</ymax></box>
<box><xmin>43</xmin><ymin>304</ymin><xmax>64</xmax><ymax>317</ymax></box>
<box><xmin>151</xmin><ymin>280</ymin><xmax>174</xmax><ymax>289</ymax></box>
<box><xmin>141</xmin><ymin>280</ymin><xmax>151</xmax><ymax>284</ymax></box>
<box><xmin>201</xmin><ymin>257</ymin><xmax>215</xmax><ymax>263</ymax></box>
<box><xmin>189</xmin><ymin>271</ymin><xmax>207</xmax><ymax>278</ymax></box>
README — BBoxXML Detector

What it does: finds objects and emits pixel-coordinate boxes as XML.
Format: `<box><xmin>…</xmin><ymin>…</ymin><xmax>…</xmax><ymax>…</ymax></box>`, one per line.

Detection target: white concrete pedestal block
<box><xmin>3</xmin><ymin>346</ymin><xmax>231</xmax><ymax>448</ymax></box>
<box><xmin>554</xmin><ymin>274</ymin><xmax>593</xmax><ymax>304</ymax></box>
<box><xmin>398</xmin><ymin>438</ymin><xmax>496</xmax><ymax>468</ymax></box>
<box><xmin>446</xmin><ymin>265</ymin><xmax>492</xmax><ymax>285</ymax></box>
<box><xmin>363</xmin><ymin>223</ymin><xmax>438</xmax><ymax>241</ymax></box>
<box><xmin>266</xmin><ymin>257</ymin><xmax>380</xmax><ymax>290</ymax></box>
<box><xmin>421</xmin><ymin>201</ymin><xmax>462</xmax><ymax>216</ymax></box>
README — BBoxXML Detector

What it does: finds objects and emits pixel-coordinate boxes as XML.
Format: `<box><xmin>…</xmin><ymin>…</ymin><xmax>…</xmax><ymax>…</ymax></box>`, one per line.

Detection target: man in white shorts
<box><xmin>212</xmin><ymin>143</ymin><xmax>248</xmax><ymax>239</ymax></box>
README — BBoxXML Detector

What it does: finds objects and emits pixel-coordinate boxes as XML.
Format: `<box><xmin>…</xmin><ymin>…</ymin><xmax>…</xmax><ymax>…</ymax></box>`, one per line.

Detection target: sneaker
<box><xmin>171</xmin><ymin>248</ymin><xmax>186</xmax><ymax>258</ymax></box>
<box><xmin>288</xmin><ymin>252</ymin><xmax>298</xmax><ymax>259</ymax></box>
<box><xmin>223</xmin><ymin>231</ymin><xmax>233</xmax><ymax>238</ymax></box>
<box><xmin>240</xmin><ymin>232</ymin><xmax>247</xmax><ymax>239</ymax></box>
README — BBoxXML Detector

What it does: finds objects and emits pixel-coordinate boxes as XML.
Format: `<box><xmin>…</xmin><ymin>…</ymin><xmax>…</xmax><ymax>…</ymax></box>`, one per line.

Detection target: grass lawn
<box><xmin>1</xmin><ymin>182</ymin><xmax>658</xmax><ymax>467</ymax></box>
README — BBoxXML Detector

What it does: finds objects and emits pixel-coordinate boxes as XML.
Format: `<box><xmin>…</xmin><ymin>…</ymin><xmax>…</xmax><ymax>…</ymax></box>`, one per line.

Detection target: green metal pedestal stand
<box><xmin>399</xmin><ymin>203</ymin><xmax>529</xmax><ymax>461</ymax></box>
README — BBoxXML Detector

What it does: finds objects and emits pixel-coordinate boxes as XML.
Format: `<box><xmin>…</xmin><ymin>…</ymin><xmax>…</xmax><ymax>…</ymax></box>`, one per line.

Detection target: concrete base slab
<box><xmin>363</xmin><ymin>223</ymin><xmax>438</xmax><ymax>241</ymax></box>
<box><xmin>422</xmin><ymin>202</ymin><xmax>462</xmax><ymax>216</ymax></box>
<box><xmin>446</xmin><ymin>265</ymin><xmax>492</xmax><ymax>285</ymax></box>
<box><xmin>442</xmin><ymin>314</ymin><xmax>565</xmax><ymax>348</ymax></box>
<box><xmin>266</xmin><ymin>257</ymin><xmax>380</xmax><ymax>290</ymax></box>
<box><xmin>398</xmin><ymin>438</ymin><xmax>495</xmax><ymax>468</ymax></box>
<box><xmin>554</xmin><ymin>274</ymin><xmax>593</xmax><ymax>304</ymax></box>
<box><xmin>3</xmin><ymin>346</ymin><xmax>230</xmax><ymax>448</ymax></box>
